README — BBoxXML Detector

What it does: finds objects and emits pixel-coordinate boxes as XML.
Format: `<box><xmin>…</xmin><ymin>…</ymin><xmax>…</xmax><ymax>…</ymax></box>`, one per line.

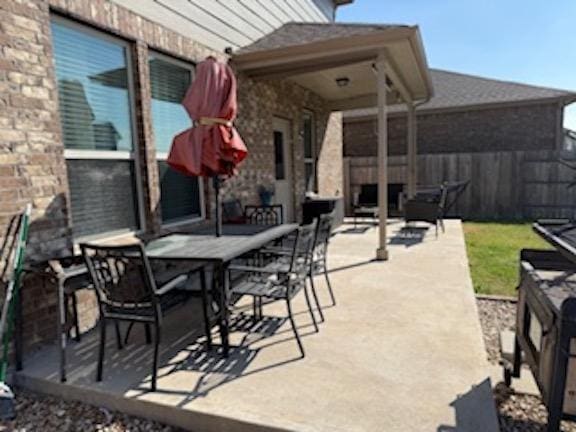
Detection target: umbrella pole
<box><xmin>213</xmin><ymin>176</ymin><xmax>222</xmax><ymax>237</ymax></box>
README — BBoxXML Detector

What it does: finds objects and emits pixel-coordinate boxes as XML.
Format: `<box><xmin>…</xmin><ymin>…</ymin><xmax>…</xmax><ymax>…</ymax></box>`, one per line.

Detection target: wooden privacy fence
<box><xmin>343</xmin><ymin>150</ymin><xmax>576</xmax><ymax>220</ymax></box>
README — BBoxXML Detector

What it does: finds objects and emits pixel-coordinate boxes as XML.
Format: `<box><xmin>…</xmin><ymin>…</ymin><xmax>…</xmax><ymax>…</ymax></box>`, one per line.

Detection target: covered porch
<box><xmin>233</xmin><ymin>22</ymin><xmax>433</xmax><ymax>260</ymax></box>
<box><xmin>15</xmin><ymin>220</ymin><xmax>498</xmax><ymax>431</ymax></box>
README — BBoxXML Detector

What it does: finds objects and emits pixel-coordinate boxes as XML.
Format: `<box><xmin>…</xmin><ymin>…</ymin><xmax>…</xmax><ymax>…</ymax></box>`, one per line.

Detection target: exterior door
<box><xmin>273</xmin><ymin>117</ymin><xmax>294</xmax><ymax>222</ymax></box>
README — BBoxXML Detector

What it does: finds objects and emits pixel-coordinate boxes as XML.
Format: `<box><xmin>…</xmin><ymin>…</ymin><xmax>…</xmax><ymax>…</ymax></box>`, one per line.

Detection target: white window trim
<box><xmin>53</xmin><ymin>15</ymin><xmax>146</xmax><ymax>242</ymax></box>
<box><xmin>149</xmin><ymin>52</ymin><xmax>205</xmax><ymax>226</ymax></box>
<box><xmin>303</xmin><ymin>110</ymin><xmax>317</xmax><ymax>192</ymax></box>
<box><xmin>64</xmin><ymin>149</ymin><xmax>133</xmax><ymax>160</ymax></box>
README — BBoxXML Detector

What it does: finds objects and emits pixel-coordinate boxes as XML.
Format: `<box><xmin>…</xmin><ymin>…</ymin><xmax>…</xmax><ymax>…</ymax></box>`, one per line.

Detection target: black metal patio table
<box><xmin>144</xmin><ymin>223</ymin><xmax>298</xmax><ymax>356</ymax></box>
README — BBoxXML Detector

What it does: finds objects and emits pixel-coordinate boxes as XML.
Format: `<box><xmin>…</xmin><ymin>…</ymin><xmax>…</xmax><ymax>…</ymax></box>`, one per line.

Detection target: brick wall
<box><xmin>233</xmin><ymin>74</ymin><xmax>341</xmax><ymax>217</ymax></box>
<box><xmin>0</xmin><ymin>0</ymin><xmax>343</xmax><ymax>354</ymax></box>
<box><xmin>0</xmin><ymin>0</ymin><xmax>72</xmax><ymax>261</ymax></box>
<box><xmin>344</xmin><ymin>102</ymin><xmax>562</xmax><ymax>157</ymax></box>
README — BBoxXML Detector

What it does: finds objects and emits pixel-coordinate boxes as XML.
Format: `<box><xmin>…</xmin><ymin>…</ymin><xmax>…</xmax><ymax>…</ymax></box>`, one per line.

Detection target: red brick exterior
<box><xmin>344</xmin><ymin>102</ymin><xmax>564</xmax><ymax>157</ymax></box>
<box><xmin>0</xmin><ymin>0</ymin><xmax>343</xmax><ymax>354</ymax></box>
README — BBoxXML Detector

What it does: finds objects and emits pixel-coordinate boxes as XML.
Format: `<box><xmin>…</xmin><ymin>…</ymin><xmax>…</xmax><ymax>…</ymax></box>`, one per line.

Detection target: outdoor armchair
<box><xmin>404</xmin><ymin>184</ymin><xmax>448</xmax><ymax>235</ymax></box>
<box><xmin>228</xmin><ymin>222</ymin><xmax>318</xmax><ymax>357</ymax></box>
<box><xmin>80</xmin><ymin>243</ymin><xmax>211</xmax><ymax>391</ymax></box>
<box><xmin>404</xmin><ymin>180</ymin><xmax>470</xmax><ymax>235</ymax></box>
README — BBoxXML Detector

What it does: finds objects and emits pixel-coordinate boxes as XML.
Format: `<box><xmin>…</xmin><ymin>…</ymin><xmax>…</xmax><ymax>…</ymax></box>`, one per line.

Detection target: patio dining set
<box><xmin>14</xmin><ymin>204</ymin><xmax>337</xmax><ymax>392</ymax></box>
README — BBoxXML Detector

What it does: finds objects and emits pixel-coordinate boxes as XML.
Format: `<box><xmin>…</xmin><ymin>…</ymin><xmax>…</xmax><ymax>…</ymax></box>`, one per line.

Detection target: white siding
<box><xmin>110</xmin><ymin>0</ymin><xmax>336</xmax><ymax>52</ymax></box>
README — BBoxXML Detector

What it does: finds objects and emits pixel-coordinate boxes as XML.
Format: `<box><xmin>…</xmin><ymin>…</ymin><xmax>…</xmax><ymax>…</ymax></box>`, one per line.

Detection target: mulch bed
<box><xmin>477</xmin><ymin>297</ymin><xmax>576</xmax><ymax>431</ymax></box>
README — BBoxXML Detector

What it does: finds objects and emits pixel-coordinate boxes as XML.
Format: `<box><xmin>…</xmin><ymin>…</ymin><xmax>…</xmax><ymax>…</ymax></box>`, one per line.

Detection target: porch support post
<box><xmin>406</xmin><ymin>103</ymin><xmax>418</xmax><ymax>198</ymax></box>
<box><xmin>376</xmin><ymin>52</ymin><xmax>388</xmax><ymax>261</ymax></box>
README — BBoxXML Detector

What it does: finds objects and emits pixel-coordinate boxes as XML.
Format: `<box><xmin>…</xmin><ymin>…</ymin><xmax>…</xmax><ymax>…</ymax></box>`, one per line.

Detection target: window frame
<box><xmin>149</xmin><ymin>51</ymin><xmax>205</xmax><ymax>227</ymax></box>
<box><xmin>53</xmin><ymin>15</ymin><xmax>146</xmax><ymax>242</ymax></box>
<box><xmin>302</xmin><ymin>109</ymin><xmax>317</xmax><ymax>193</ymax></box>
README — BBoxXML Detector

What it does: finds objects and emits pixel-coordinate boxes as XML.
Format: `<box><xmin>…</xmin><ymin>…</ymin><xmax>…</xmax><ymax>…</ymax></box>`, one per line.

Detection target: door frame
<box><xmin>272</xmin><ymin>116</ymin><xmax>294</xmax><ymax>222</ymax></box>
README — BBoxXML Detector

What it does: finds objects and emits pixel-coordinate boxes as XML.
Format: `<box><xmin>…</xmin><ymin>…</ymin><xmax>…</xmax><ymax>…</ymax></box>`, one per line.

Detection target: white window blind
<box><xmin>52</xmin><ymin>18</ymin><xmax>140</xmax><ymax>239</ymax></box>
<box><xmin>149</xmin><ymin>54</ymin><xmax>203</xmax><ymax>223</ymax></box>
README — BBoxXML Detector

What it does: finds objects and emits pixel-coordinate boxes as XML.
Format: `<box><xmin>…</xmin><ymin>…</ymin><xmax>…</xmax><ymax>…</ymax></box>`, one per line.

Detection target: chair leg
<box><xmin>151</xmin><ymin>322</ymin><xmax>161</xmax><ymax>392</ymax></box>
<box><xmin>114</xmin><ymin>321</ymin><xmax>123</xmax><ymax>350</ymax></box>
<box><xmin>199</xmin><ymin>268</ymin><xmax>212</xmax><ymax>350</ymax></box>
<box><xmin>252</xmin><ymin>297</ymin><xmax>259</xmax><ymax>323</ymax></box>
<box><xmin>286</xmin><ymin>299</ymin><xmax>305</xmax><ymax>358</ymax></box>
<box><xmin>97</xmin><ymin>318</ymin><xmax>106</xmax><ymax>382</ymax></box>
<box><xmin>257</xmin><ymin>297</ymin><xmax>263</xmax><ymax>320</ymax></box>
<box><xmin>124</xmin><ymin>322</ymin><xmax>135</xmax><ymax>345</ymax></box>
<box><xmin>302</xmin><ymin>281</ymin><xmax>319</xmax><ymax>333</ymax></box>
<box><xmin>145</xmin><ymin>323</ymin><xmax>152</xmax><ymax>345</ymax></box>
<box><xmin>323</xmin><ymin>258</ymin><xmax>336</xmax><ymax>306</ymax></box>
<box><xmin>308</xmin><ymin>272</ymin><xmax>324</xmax><ymax>323</ymax></box>
<box><xmin>64</xmin><ymin>293</ymin><xmax>71</xmax><ymax>340</ymax></box>
<box><xmin>71</xmin><ymin>292</ymin><xmax>81</xmax><ymax>342</ymax></box>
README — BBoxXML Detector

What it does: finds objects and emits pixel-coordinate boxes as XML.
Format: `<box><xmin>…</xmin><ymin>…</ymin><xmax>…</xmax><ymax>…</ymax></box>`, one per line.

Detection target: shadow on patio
<box><xmin>15</xmin><ymin>219</ymin><xmax>499</xmax><ymax>432</ymax></box>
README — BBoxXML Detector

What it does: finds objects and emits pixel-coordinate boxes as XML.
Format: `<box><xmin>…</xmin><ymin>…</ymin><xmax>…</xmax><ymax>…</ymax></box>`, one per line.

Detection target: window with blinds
<box><xmin>149</xmin><ymin>54</ymin><xmax>203</xmax><ymax>223</ymax></box>
<box><xmin>51</xmin><ymin>18</ymin><xmax>140</xmax><ymax>239</ymax></box>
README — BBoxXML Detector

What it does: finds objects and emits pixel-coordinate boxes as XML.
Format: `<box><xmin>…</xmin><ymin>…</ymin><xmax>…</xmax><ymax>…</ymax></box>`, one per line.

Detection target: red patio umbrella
<box><xmin>168</xmin><ymin>56</ymin><xmax>247</xmax><ymax>236</ymax></box>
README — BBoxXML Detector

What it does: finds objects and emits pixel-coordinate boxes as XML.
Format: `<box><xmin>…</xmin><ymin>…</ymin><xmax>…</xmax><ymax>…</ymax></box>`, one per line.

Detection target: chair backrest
<box><xmin>438</xmin><ymin>184</ymin><xmax>449</xmax><ymax>215</ymax></box>
<box><xmin>442</xmin><ymin>180</ymin><xmax>470</xmax><ymax>215</ymax></box>
<box><xmin>358</xmin><ymin>184</ymin><xmax>378</xmax><ymax>206</ymax></box>
<box><xmin>244</xmin><ymin>205</ymin><xmax>284</xmax><ymax>225</ymax></box>
<box><xmin>313</xmin><ymin>212</ymin><xmax>334</xmax><ymax>254</ymax></box>
<box><xmin>80</xmin><ymin>243</ymin><xmax>159</xmax><ymax>316</ymax></box>
<box><xmin>288</xmin><ymin>222</ymin><xmax>317</xmax><ymax>278</ymax></box>
<box><xmin>222</xmin><ymin>199</ymin><xmax>245</xmax><ymax>223</ymax></box>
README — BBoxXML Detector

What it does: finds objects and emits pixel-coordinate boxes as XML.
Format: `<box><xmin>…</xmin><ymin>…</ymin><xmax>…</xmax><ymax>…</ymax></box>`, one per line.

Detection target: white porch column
<box><xmin>406</xmin><ymin>103</ymin><xmax>418</xmax><ymax>198</ymax></box>
<box><xmin>376</xmin><ymin>53</ymin><xmax>388</xmax><ymax>261</ymax></box>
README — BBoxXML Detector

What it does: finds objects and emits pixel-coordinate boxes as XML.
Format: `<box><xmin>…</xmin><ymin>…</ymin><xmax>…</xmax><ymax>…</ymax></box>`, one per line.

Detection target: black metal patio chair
<box><xmin>309</xmin><ymin>212</ymin><xmax>336</xmax><ymax>310</ymax></box>
<box><xmin>403</xmin><ymin>180</ymin><xmax>470</xmax><ymax>236</ymax></box>
<box><xmin>442</xmin><ymin>180</ymin><xmax>470</xmax><ymax>216</ymax></box>
<box><xmin>353</xmin><ymin>184</ymin><xmax>378</xmax><ymax>227</ymax></box>
<box><xmin>260</xmin><ymin>212</ymin><xmax>336</xmax><ymax>322</ymax></box>
<box><xmin>80</xmin><ymin>243</ymin><xmax>211</xmax><ymax>391</ymax></box>
<box><xmin>228</xmin><ymin>222</ymin><xmax>318</xmax><ymax>357</ymax></box>
<box><xmin>244</xmin><ymin>205</ymin><xmax>284</xmax><ymax>225</ymax></box>
<box><xmin>404</xmin><ymin>184</ymin><xmax>448</xmax><ymax>236</ymax></box>
<box><xmin>222</xmin><ymin>199</ymin><xmax>247</xmax><ymax>224</ymax></box>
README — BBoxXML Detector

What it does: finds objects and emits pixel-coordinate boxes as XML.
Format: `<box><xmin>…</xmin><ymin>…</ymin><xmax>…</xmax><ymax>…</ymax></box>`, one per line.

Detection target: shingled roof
<box><xmin>236</xmin><ymin>22</ymin><xmax>405</xmax><ymax>55</ymax></box>
<box><xmin>344</xmin><ymin>69</ymin><xmax>576</xmax><ymax>118</ymax></box>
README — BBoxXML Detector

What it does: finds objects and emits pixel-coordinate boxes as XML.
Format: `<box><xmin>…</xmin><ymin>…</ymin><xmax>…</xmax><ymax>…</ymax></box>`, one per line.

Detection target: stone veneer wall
<box><xmin>0</xmin><ymin>0</ymin><xmax>343</xmax><ymax>354</ymax></box>
<box><xmin>344</xmin><ymin>102</ymin><xmax>563</xmax><ymax>157</ymax></box>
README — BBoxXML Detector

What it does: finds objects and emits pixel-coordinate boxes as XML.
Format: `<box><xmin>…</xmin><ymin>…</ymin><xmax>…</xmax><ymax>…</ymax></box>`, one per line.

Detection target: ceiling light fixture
<box><xmin>335</xmin><ymin>77</ymin><xmax>350</xmax><ymax>88</ymax></box>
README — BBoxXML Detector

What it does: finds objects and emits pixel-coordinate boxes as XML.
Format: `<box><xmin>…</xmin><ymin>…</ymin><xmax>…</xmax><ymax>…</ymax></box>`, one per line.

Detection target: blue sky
<box><xmin>337</xmin><ymin>0</ymin><xmax>576</xmax><ymax>130</ymax></box>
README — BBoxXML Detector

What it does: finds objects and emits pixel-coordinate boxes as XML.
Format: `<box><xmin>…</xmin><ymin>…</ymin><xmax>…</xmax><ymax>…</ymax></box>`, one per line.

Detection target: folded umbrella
<box><xmin>168</xmin><ymin>57</ymin><xmax>248</xmax><ymax>235</ymax></box>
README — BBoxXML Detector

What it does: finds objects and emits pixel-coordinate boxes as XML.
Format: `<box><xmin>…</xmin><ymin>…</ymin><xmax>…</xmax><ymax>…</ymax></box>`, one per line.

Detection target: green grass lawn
<box><xmin>463</xmin><ymin>222</ymin><xmax>550</xmax><ymax>297</ymax></box>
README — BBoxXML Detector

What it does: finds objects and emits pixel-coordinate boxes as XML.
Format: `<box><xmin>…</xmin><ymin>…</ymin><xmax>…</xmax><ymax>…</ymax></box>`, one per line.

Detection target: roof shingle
<box><xmin>236</xmin><ymin>22</ymin><xmax>404</xmax><ymax>55</ymax></box>
<box><xmin>344</xmin><ymin>69</ymin><xmax>576</xmax><ymax>118</ymax></box>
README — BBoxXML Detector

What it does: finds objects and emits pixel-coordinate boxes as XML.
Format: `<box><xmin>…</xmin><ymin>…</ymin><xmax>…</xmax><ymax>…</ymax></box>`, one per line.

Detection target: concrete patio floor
<box><xmin>15</xmin><ymin>219</ymin><xmax>499</xmax><ymax>432</ymax></box>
